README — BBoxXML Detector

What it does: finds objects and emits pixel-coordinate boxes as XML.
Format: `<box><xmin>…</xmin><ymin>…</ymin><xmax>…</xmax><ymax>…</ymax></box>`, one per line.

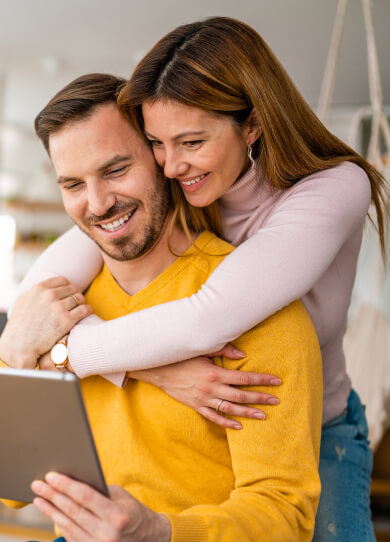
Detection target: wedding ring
<box><xmin>71</xmin><ymin>294</ymin><xmax>79</xmax><ymax>309</ymax></box>
<box><xmin>216</xmin><ymin>399</ymin><xmax>225</xmax><ymax>414</ymax></box>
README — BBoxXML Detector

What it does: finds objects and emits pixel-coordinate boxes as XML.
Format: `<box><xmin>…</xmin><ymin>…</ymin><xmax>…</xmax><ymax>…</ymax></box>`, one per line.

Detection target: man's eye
<box><xmin>64</xmin><ymin>182</ymin><xmax>82</xmax><ymax>191</ymax></box>
<box><xmin>106</xmin><ymin>166</ymin><xmax>128</xmax><ymax>177</ymax></box>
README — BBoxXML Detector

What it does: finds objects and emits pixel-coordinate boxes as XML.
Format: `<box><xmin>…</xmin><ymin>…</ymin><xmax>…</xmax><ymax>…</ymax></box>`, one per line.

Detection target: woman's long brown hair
<box><xmin>118</xmin><ymin>16</ymin><xmax>388</xmax><ymax>256</ymax></box>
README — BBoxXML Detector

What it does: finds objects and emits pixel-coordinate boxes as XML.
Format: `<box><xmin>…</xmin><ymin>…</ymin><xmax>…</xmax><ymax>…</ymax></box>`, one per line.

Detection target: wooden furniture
<box><xmin>372</xmin><ymin>429</ymin><xmax>390</xmax><ymax>541</ymax></box>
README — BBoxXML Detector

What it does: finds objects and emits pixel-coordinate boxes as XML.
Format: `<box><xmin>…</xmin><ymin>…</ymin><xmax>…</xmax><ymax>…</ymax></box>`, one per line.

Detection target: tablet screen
<box><xmin>0</xmin><ymin>368</ymin><xmax>107</xmax><ymax>502</ymax></box>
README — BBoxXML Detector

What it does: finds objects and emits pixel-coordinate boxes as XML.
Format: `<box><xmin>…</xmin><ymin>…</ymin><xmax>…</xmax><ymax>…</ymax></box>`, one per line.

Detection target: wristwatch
<box><xmin>50</xmin><ymin>337</ymin><xmax>69</xmax><ymax>370</ymax></box>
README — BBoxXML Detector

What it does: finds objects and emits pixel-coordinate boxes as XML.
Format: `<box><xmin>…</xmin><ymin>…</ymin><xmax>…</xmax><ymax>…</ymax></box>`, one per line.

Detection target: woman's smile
<box><xmin>177</xmin><ymin>173</ymin><xmax>209</xmax><ymax>191</ymax></box>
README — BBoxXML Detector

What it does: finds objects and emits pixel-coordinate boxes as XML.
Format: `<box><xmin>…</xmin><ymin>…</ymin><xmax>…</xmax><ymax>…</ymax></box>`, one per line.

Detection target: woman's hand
<box><xmin>0</xmin><ymin>277</ymin><xmax>92</xmax><ymax>369</ymax></box>
<box><xmin>128</xmin><ymin>344</ymin><xmax>281</xmax><ymax>430</ymax></box>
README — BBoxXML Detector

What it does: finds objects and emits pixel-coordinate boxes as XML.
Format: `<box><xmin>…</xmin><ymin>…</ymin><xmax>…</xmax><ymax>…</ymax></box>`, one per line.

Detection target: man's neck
<box><xmin>102</xmin><ymin>212</ymin><xmax>195</xmax><ymax>296</ymax></box>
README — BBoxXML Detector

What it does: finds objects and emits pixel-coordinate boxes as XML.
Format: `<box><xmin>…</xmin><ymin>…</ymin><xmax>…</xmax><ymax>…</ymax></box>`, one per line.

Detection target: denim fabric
<box><xmin>26</xmin><ymin>538</ymin><xmax>65</xmax><ymax>542</ymax></box>
<box><xmin>313</xmin><ymin>389</ymin><xmax>376</xmax><ymax>541</ymax></box>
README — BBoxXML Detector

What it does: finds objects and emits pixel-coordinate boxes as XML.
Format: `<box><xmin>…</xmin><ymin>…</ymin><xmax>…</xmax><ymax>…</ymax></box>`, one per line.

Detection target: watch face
<box><xmin>51</xmin><ymin>343</ymin><xmax>68</xmax><ymax>366</ymax></box>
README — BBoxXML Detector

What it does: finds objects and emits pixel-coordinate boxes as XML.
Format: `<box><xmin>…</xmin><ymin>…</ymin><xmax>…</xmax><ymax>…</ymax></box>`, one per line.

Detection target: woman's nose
<box><xmin>163</xmin><ymin>149</ymin><xmax>188</xmax><ymax>179</ymax></box>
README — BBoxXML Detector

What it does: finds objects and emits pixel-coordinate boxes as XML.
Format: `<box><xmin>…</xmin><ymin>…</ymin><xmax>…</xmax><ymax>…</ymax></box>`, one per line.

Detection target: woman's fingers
<box><xmin>213</xmin><ymin>384</ymin><xmax>279</xmax><ymax>406</ymax></box>
<box><xmin>198</xmin><ymin>397</ymin><xmax>270</xmax><ymax>429</ymax></box>
<box><xmin>215</xmin><ymin>399</ymin><xmax>266</xmax><ymax>420</ymax></box>
<box><xmin>215</xmin><ymin>366</ymin><xmax>282</xmax><ymax>387</ymax></box>
<box><xmin>198</xmin><ymin>406</ymin><xmax>243</xmax><ymax>430</ymax></box>
<box><xmin>208</xmin><ymin>343</ymin><xmax>246</xmax><ymax>359</ymax></box>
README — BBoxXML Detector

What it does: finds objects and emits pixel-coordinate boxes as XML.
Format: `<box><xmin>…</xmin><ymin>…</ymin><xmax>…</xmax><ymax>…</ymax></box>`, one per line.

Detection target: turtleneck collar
<box><xmin>219</xmin><ymin>164</ymin><xmax>271</xmax><ymax>212</ymax></box>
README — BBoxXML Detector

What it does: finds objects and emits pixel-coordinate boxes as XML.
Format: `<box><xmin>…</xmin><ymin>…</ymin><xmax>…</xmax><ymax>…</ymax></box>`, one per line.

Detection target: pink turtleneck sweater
<box><xmin>17</xmin><ymin>161</ymin><xmax>371</xmax><ymax>423</ymax></box>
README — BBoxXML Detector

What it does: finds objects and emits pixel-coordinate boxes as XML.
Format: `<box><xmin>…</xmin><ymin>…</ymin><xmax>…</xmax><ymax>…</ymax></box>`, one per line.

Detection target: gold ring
<box><xmin>71</xmin><ymin>294</ymin><xmax>79</xmax><ymax>309</ymax></box>
<box><xmin>216</xmin><ymin>399</ymin><xmax>225</xmax><ymax>414</ymax></box>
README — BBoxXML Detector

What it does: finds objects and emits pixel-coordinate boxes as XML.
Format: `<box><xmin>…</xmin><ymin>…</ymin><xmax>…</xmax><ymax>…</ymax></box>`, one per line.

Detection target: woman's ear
<box><xmin>245</xmin><ymin>109</ymin><xmax>262</xmax><ymax>145</ymax></box>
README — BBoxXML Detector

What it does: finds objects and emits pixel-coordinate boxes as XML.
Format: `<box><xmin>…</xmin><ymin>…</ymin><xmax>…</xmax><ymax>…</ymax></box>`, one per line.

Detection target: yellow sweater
<box><xmin>1</xmin><ymin>231</ymin><xmax>323</xmax><ymax>542</ymax></box>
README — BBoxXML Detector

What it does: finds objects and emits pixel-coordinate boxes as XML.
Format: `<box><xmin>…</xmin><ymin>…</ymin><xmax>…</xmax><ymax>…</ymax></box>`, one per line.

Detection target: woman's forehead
<box><xmin>142</xmin><ymin>99</ymin><xmax>230</xmax><ymax>135</ymax></box>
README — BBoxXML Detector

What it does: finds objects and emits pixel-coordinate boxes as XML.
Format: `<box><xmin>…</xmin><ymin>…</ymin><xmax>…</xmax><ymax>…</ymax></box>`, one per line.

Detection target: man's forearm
<box><xmin>152</xmin><ymin>514</ymin><xmax>171</xmax><ymax>542</ymax></box>
<box><xmin>0</xmin><ymin>332</ymin><xmax>38</xmax><ymax>369</ymax></box>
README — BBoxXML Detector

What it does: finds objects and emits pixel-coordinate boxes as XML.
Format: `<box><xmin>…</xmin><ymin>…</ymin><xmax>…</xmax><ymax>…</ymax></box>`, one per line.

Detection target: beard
<box><xmin>75</xmin><ymin>178</ymin><xmax>171</xmax><ymax>262</ymax></box>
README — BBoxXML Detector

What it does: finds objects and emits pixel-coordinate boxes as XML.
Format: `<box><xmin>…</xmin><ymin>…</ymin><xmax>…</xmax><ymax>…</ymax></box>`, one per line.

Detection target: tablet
<box><xmin>0</xmin><ymin>368</ymin><xmax>107</xmax><ymax>502</ymax></box>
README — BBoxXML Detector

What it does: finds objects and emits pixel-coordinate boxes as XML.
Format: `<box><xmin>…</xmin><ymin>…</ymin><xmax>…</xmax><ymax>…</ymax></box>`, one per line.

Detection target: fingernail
<box><xmin>268</xmin><ymin>398</ymin><xmax>279</xmax><ymax>405</ymax></box>
<box><xmin>233</xmin><ymin>348</ymin><xmax>246</xmax><ymax>358</ymax></box>
<box><xmin>270</xmin><ymin>378</ymin><xmax>282</xmax><ymax>385</ymax></box>
<box><xmin>253</xmin><ymin>412</ymin><xmax>266</xmax><ymax>419</ymax></box>
<box><xmin>232</xmin><ymin>423</ymin><xmax>242</xmax><ymax>429</ymax></box>
<box><xmin>31</xmin><ymin>480</ymin><xmax>44</xmax><ymax>493</ymax></box>
<box><xmin>45</xmin><ymin>472</ymin><xmax>58</xmax><ymax>484</ymax></box>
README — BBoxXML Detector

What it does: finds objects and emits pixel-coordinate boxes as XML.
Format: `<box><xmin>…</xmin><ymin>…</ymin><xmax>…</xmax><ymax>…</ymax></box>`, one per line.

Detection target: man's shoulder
<box><xmin>233</xmin><ymin>300</ymin><xmax>320</xmax><ymax>366</ymax></box>
<box><xmin>189</xmin><ymin>231</ymin><xmax>234</xmax><ymax>274</ymax></box>
<box><xmin>193</xmin><ymin>231</ymin><xmax>234</xmax><ymax>256</ymax></box>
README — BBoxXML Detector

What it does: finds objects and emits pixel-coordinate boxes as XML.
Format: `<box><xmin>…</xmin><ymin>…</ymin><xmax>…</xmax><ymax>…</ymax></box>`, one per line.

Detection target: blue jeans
<box><xmin>313</xmin><ymin>389</ymin><xmax>376</xmax><ymax>541</ymax></box>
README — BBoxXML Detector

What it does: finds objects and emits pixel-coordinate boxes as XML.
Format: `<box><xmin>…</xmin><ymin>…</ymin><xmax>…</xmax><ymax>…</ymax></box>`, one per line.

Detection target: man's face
<box><xmin>49</xmin><ymin>103</ymin><xmax>170</xmax><ymax>261</ymax></box>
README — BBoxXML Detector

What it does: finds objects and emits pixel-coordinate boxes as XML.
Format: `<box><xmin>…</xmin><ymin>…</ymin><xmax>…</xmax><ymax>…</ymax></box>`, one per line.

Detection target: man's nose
<box><xmin>87</xmin><ymin>183</ymin><xmax>116</xmax><ymax>217</ymax></box>
<box><xmin>163</xmin><ymin>149</ymin><xmax>188</xmax><ymax>179</ymax></box>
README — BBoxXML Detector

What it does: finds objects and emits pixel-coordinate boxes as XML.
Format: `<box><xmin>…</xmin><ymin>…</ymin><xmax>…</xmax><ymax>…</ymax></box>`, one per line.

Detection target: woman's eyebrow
<box><xmin>144</xmin><ymin>130</ymin><xmax>207</xmax><ymax>141</ymax></box>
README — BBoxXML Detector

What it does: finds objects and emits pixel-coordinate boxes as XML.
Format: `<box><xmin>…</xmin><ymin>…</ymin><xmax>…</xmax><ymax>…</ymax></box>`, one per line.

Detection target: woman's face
<box><xmin>142</xmin><ymin>99</ymin><xmax>255</xmax><ymax>207</ymax></box>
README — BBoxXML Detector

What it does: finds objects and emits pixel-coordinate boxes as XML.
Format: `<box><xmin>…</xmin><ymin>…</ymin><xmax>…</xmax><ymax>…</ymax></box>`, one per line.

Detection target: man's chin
<box><xmin>92</xmin><ymin>236</ymin><xmax>138</xmax><ymax>262</ymax></box>
<box><xmin>75</xmin><ymin>225</ymin><xmax>133</xmax><ymax>261</ymax></box>
<box><xmin>76</xmin><ymin>225</ymin><xmax>160</xmax><ymax>263</ymax></box>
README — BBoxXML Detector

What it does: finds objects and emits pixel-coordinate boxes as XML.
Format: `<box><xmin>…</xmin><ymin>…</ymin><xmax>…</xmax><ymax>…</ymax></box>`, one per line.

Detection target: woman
<box><xmin>21</xmin><ymin>17</ymin><xmax>387</xmax><ymax>541</ymax></box>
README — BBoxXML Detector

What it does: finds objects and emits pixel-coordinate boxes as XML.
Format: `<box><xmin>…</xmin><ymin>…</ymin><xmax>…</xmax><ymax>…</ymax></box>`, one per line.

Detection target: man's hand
<box><xmin>38</xmin><ymin>343</ymin><xmax>74</xmax><ymax>372</ymax></box>
<box><xmin>0</xmin><ymin>277</ymin><xmax>91</xmax><ymax>369</ymax></box>
<box><xmin>31</xmin><ymin>472</ymin><xmax>171</xmax><ymax>542</ymax></box>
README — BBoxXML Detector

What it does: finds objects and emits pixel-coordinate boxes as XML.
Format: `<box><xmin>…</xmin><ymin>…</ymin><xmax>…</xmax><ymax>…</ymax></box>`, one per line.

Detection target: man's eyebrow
<box><xmin>97</xmin><ymin>154</ymin><xmax>133</xmax><ymax>172</ymax></box>
<box><xmin>144</xmin><ymin>130</ymin><xmax>207</xmax><ymax>141</ymax></box>
<box><xmin>56</xmin><ymin>154</ymin><xmax>133</xmax><ymax>184</ymax></box>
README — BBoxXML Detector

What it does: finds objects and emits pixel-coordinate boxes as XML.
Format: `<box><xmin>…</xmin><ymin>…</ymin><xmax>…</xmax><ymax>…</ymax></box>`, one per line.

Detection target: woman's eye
<box><xmin>183</xmin><ymin>140</ymin><xmax>203</xmax><ymax>148</ymax></box>
<box><xmin>149</xmin><ymin>140</ymin><xmax>163</xmax><ymax>148</ymax></box>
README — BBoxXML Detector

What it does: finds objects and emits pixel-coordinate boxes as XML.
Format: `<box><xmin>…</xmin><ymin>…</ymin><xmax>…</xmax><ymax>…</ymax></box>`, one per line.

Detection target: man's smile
<box><xmin>97</xmin><ymin>209</ymin><xmax>137</xmax><ymax>233</ymax></box>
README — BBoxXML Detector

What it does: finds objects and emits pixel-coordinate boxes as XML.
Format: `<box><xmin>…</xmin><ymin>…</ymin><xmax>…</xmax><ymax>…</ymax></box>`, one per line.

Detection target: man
<box><xmin>0</xmin><ymin>74</ymin><xmax>322</xmax><ymax>542</ymax></box>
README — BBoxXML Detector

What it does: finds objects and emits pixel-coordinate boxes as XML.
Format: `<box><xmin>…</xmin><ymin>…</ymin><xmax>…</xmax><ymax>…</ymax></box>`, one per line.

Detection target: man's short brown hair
<box><xmin>35</xmin><ymin>73</ymin><xmax>125</xmax><ymax>154</ymax></box>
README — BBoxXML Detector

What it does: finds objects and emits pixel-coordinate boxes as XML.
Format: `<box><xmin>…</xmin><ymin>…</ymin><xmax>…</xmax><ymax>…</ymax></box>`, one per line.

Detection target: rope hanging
<box><xmin>318</xmin><ymin>0</ymin><xmax>390</xmax><ymax>180</ymax></box>
<box><xmin>317</xmin><ymin>0</ymin><xmax>348</xmax><ymax>124</ymax></box>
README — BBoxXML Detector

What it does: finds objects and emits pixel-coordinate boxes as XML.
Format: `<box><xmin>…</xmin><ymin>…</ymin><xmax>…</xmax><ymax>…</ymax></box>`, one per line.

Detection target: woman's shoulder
<box><xmin>278</xmin><ymin>161</ymin><xmax>371</xmax><ymax>215</ymax></box>
<box><xmin>299</xmin><ymin>161</ymin><xmax>371</xmax><ymax>194</ymax></box>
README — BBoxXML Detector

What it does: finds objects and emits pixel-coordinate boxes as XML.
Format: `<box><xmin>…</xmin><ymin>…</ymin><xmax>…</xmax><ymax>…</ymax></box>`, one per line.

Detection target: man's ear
<box><xmin>245</xmin><ymin>109</ymin><xmax>262</xmax><ymax>146</ymax></box>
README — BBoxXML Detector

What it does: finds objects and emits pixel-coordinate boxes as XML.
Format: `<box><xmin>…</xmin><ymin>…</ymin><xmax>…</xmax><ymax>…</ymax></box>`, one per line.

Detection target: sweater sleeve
<box><xmin>66</xmin><ymin>162</ymin><xmax>371</xmax><ymax>378</ymax></box>
<box><xmin>165</xmin><ymin>301</ymin><xmax>323</xmax><ymax>542</ymax></box>
<box><xmin>13</xmin><ymin>226</ymin><xmax>103</xmax><ymax>300</ymax></box>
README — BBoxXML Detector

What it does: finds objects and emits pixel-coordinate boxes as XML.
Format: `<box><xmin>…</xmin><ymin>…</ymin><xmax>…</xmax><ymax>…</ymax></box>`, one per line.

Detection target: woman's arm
<box><xmin>14</xmin><ymin>226</ymin><xmax>103</xmax><ymax>300</ymax></box>
<box><xmin>67</xmin><ymin>162</ymin><xmax>371</xmax><ymax>376</ymax></box>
